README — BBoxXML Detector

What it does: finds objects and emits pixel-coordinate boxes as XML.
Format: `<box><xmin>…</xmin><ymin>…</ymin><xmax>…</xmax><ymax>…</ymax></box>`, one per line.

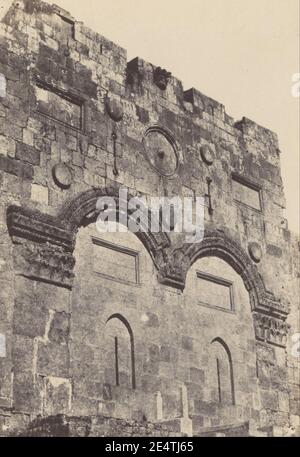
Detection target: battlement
<box><xmin>1</xmin><ymin>0</ymin><xmax>280</xmax><ymax>148</ymax></box>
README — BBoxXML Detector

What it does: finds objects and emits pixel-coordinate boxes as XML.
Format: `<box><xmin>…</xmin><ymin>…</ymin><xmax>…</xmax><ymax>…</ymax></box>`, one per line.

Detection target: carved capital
<box><xmin>253</xmin><ymin>312</ymin><xmax>290</xmax><ymax>348</ymax></box>
<box><xmin>13</xmin><ymin>241</ymin><xmax>75</xmax><ymax>289</ymax></box>
<box><xmin>158</xmin><ymin>264</ymin><xmax>185</xmax><ymax>291</ymax></box>
<box><xmin>157</xmin><ymin>248</ymin><xmax>188</xmax><ymax>291</ymax></box>
<box><xmin>7</xmin><ymin>206</ymin><xmax>74</xmax><ymax>289</ymax></box>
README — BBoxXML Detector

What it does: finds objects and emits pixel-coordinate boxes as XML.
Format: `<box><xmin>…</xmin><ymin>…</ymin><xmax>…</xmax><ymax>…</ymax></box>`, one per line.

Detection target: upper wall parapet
<box><xmin>1</xmin><ymin>0</ymin><xmax>280</xmax><ymax>151</ymax></box>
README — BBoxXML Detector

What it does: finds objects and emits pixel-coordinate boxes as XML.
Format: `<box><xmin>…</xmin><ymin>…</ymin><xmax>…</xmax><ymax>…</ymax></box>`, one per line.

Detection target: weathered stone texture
<box><xmin>0</xmin><ymin>0</ymin><xmax>299</xmax><ymax>437</ymax></box>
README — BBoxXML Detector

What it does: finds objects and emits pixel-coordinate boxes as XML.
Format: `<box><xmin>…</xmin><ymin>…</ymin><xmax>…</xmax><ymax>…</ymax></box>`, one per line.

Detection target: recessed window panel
<box><xmin>35</xmin><ymin>83</ymin><xmax>82</xmax><ymax>130</ymax></box>
<box><xmin>92</xmin><ymin>238</ymin><xmax>139</xmax><ymax>285</ymax></box>
<box><xmin>196</xmin><ymin>272</ymin><xmax>234</xmax><ymax>311</ymax></box>
<box><xmin>232</xmin><ymin>176</ymin><xmax>261</xmax><ymax>211</ymax></box>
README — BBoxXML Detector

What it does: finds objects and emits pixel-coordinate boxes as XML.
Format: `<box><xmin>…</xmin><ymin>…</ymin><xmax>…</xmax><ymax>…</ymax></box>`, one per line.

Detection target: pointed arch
<box><xmin>105</xmin><ymin>313</ymin><xmax>136</xmax><ymax>389</ymax></box>
<box><xmin>211</xmin><ymin>337</ymin><xmax>235</xmax><ymax>405</ymax></box>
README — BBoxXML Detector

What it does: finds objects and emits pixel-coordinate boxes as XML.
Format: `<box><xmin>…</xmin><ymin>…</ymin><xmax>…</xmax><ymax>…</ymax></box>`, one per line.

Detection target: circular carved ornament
<box><xmin>200</xmin><ymin>144</ymin><xmax>215</xmax><ymax>166</ymax></box>
<box><xmin>52</xmin><ymin>163</ymin><xmax>72</xmax><ymax>189</ymax></box>
<box><xmin>248</xmin><ymin>242</ymin><xmax>262</xmax><ymax>263</ymax></box>
<box><xmin>105</xmin><ymin>96</ymin><xmax>124</xmax><ymax>122</ymax></box>
<box><xmin>143</xmin><ymin>127</ymin><xmax>179</xmax><ymax>177</ymax></box>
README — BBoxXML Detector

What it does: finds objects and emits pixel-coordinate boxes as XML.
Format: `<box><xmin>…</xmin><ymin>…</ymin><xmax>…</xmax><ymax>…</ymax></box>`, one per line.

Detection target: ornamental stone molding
<box><xmin>7</xmin><ymin>205</ymin><xmax>74</xmax><ymax>289</ymax></box>
<box><xmin>7</xmin><ymin>205</ymin><xmax>73</xmax><ymax>250</ymax></box>
<box><xmin>12</xmin><ymin>240</ymin><xmax>75</xmax><ymax>289</ymax></box>
<box><xmin>253</xmin><ymin>312</ymin><xmax>290</xmax><ymax>348</ymax></box>
<box><xmin>58</xmin><ymin>186</ymin><xmax>171</xmax><ymax>257</ymax></box>
<box><xmin>166</xmin><ymin>228</ymin><xmax>289</xmax><ymax>318</ymax></box>
<box><xmin>7</xmin><ymin>187</ymin><xmax>289</xmax><ymax>346</ymax></box>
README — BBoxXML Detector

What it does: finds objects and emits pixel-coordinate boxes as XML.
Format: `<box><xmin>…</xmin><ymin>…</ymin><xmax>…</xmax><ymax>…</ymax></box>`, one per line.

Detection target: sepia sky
<box><xmin>1</xmin><ymin>0</ymin><xmax>299</xmax><ymax>233</ymax></box>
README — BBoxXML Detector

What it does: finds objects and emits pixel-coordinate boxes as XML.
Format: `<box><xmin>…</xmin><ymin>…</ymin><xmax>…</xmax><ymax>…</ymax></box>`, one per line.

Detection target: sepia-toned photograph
<box><xmin>0</xmin><ymin>0</ymin><xmax>299</xmax><ymax>441</ymax></box>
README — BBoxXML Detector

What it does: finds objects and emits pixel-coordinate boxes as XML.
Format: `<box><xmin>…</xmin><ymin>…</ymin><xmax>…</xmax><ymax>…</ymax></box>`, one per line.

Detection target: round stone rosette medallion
<box><xmin>200</xmin><ymin>144</ymin><xmax>215</xmax><ymax>166</ymax></box>
<box><xmin>143</xmin><ymin>126</ymin><xmax>179</xmax><ymax>177</ymax></box>
<box><xmin>52</xmin><ymin>163</ymin><xmax>72</xmax><ymax>189</ymax></box>
<box><xmin>105</xmin><ymin>96</ymin><xmax>124</xmax><ymax>122</ymax></box>
<box><xmin>248</xmin><ymin>242</ymin><xmax>263</xmax><ymax>263</ymax></box>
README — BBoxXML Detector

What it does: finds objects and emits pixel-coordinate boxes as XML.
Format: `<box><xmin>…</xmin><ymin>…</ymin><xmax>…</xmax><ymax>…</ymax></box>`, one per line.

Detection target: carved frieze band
<box><xmin>12</xmin><ymin>241</ymin><xmax>75</xmax><ymax>289</ymax></box>
<box><xmin>7</xmin><ymin>206</ymin><xmax>75</xmax><ymax>289</ymax></box>
<box><xmin>253</xmin><ymin>312</ymin><xmax>290</xmax><ymax>348</ymax></box>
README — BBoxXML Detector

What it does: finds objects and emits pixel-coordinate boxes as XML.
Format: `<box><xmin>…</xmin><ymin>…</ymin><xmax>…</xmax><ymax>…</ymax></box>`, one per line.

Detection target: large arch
<box><xmin>58</xmin><ymin>186</ymin><xmax>171</xmax><ymax>274</ymax></box>
<box><xmin>167</xmin><ymin>228</ymin><xmax>288</xmax><ymax>317</ymax></box>
<box><xmin>7</xmin><ymin>188</ymin><xmax>289</xmax><ymax>347</ymax></box>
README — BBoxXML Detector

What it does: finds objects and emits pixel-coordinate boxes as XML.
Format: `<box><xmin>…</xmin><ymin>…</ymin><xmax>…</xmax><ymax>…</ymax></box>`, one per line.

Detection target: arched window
<box><xmin>211</xmin><ymin>338</ymin><xmax>235</xmax><ymax>405</ymax></box>
<box><xmin>104</xmin><ymin>314</ymin><xmax>136</xmax><ymax>389</ymax></box>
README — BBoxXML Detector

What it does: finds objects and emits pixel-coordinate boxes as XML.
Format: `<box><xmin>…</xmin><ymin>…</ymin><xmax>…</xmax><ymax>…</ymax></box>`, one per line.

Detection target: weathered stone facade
<box><xmin>0</xmin><ymin>0</ymin><xmax>299</xmax><ymax>437</ymax></box>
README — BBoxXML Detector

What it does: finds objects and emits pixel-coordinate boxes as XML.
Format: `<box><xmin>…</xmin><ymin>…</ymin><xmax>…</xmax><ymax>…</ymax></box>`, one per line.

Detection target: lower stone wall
<box><xmin>16</xmin><ymin>415</ymin><xmax>262</xmax><ymax>437</ymax></box>
<box><xmin>18</xmin><ymin>414</ymin><xmax>184</xmax><ymax>437</ymax></box>
<box><xmin>1</xmin><ymin>412</ymin><xmax>293</xmax><ymax>437</ymax></box>
<box><xmin>0</xmin><ymin>409</ymin><xmax>31</xmax><ymax>437</ymax></box>
<box><xmin>196</xmin><ymin>422</ymin><xmax>250</xmax><ymax>437</ymax></box>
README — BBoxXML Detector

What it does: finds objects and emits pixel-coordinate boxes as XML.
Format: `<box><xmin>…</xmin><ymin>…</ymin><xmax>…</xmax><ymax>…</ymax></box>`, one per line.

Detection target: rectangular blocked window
<box><xmin>232</xmin><ymin>175</ymin><xmax>262</xmax><ymax>211</ymax></box>
<box><xmin>35</xmin><ymin>82</ymin><xmax>83</xmax><ymax>130</ymax></box>
<box><xmin>196</xmin><ymin>272</ymin><xmax>234</xmax><ymax>311</ymax></box>
<box><xmin>92</xmin><ymin>238</ymin><xmax>139</xmax><ymax>285</ymax></box>
<box><xmin>0</xmin><ymin>73</ymin><xmax>6</xmax><ymax>98</ymax></box>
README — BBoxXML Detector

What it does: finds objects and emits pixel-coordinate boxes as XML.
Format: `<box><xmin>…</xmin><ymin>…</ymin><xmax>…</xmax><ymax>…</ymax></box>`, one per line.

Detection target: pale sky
<box><xmin>1</xmin><ymin>0</ymin><xmax>299</xmax><ymax>233</ymax></box>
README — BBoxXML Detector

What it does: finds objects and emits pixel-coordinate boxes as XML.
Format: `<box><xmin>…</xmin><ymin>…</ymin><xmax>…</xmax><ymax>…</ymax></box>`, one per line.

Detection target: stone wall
<box><xmin>0</xmin><ymin>0</ymin><xmax>299</xmax><ymax>437</ymax></box>
<box><xmin>20</xmin><ymin>414</ymin><xmax>184</xmax><ymax>437</ymax></box>
<box><xmin>19</xmin><ymin>414</ymin><xmax>250</xmax><ymax>437</ymax></box>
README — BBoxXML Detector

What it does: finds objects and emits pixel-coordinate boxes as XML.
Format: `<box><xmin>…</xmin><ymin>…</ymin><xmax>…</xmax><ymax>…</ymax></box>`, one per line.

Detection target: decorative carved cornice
<box><xmin>7</xmin><ymin>206</ymin><xmax>74</xmax><ymax>289</ymax></box>
<box><xmin>7</xmin><ymin>206</ymin><xmax>73</xmax><ymax>251</ymax></box>
<box><xmin>253</xmin><ymin>312</ymin><xmax>290</xmax><ymax>348</ymax></box>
